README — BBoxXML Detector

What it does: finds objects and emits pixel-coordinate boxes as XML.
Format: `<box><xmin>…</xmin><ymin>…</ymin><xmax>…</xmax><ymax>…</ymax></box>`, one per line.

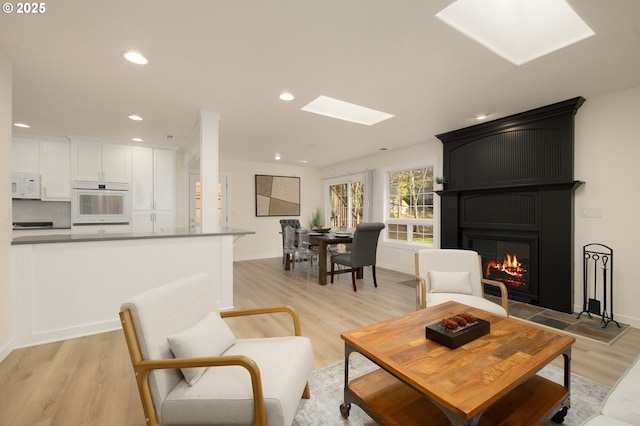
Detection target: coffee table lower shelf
<box><xmin>342</xmin><ymin>368</ymin><xmax>569</xmax><ymax>426</ymax></box>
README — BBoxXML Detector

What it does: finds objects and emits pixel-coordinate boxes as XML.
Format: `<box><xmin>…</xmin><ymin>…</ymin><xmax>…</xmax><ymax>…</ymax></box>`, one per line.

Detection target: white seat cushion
<box><xmin>601</xmin><ymin>356</ymin><xmax>640</xmax><ymax>425</ymax></box>
<box><xmin>427</xmin><ymin>292</ymin><xmax>508</xmax><ymax>317</ymax></box>
<box><xmin>162</xmin><ymin>336</ymin><xmax>314</xmax><ymax>426</ymax></box>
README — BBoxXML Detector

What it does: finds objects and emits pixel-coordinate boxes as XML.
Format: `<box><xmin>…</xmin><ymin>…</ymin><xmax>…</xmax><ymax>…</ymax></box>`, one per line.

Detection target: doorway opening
<box><xmin>189</xmin><ymin>173</ymin><xmax>228</xmax><ymax>231</ymax></box>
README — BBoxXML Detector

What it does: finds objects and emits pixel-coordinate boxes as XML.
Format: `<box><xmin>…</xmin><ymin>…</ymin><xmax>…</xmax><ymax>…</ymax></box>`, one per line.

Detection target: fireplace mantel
<box><xmin>436</xmin><ymin>98</ymin><xmax>585</xmax><ymax>313</ymax></box>
<box><xmin>437</xmin><ymin>180</ymin><xmax>584</xmax><ymax>196</ymax></box>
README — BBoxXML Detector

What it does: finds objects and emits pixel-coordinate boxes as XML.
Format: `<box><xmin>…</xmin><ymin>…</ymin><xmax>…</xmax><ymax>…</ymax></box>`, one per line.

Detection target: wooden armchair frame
<box><xmin>120</xmin><ymin>304</ymin><xmax>310</xmax><ymax>426</ymax></box>
<box><xmin>414</xmin><ymin>253</ymin><xmax>510</xmax><ymax>315</ymax></box>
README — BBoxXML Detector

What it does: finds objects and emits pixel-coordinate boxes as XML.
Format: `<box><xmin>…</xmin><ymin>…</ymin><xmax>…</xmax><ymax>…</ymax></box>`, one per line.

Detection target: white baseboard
<box><xmin>0</xmin><ymin>338</ymin><xmax>15</xmax><ymax>364</ymax></box>
<box><xmin>376</xmin><ymin>261</ymin><xmax>414</xmax><ymax>276</ymax></box>
<box><xmin>14</xmin><ymin>319</ymin><xmax>121</xmax><ymax>349</ymax></box>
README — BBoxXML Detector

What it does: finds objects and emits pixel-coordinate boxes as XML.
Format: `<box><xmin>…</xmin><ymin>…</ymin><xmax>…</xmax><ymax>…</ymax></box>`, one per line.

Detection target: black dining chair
<box><xmin>330</xmin><ymin>222</ymin><xmax>385</xmax><ymax>291</ymax></box>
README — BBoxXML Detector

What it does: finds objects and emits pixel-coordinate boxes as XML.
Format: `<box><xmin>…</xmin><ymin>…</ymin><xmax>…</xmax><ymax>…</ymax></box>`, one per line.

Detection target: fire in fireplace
<box><xmin>464</xmin><ymin>233</ymin><xmax>538</xmax><ymax>304</ymax></box>
<box><xmin>485</xmin><ymin>251</ymin><xmax>529</xmax><ymax>288</ymax></box>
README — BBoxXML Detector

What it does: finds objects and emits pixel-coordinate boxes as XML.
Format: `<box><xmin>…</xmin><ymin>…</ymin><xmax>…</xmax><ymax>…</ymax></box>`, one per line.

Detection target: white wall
<box><xmin>0</xmin><ymin>53</ymin><xmax>13</xmax><ymax>362</ymax></box>
<box><xmin>574</xmin><ymin>86</ymin><xmax>640</xmax><ymax>327</ymax></box>
<box><xmin>219</xmin><ymin>158</ymin><xmax>322</xmax><ymax>261</ymax></box>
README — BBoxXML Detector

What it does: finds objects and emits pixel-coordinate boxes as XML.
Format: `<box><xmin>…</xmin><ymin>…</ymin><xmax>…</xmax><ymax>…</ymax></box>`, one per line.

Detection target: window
<box><xmin>384</xmin><ymin>161</ymin><xmax>436</xmax><ymax>246</ymax></box>
<box><xmin>324</xmin><ymin>172</ymin><xmax>371</xmax><ymax>230</ymax></box>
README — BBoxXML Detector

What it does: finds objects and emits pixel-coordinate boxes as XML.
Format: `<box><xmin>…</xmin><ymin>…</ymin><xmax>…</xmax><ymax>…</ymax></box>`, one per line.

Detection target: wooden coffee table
<box><xmin>340</xmin><ymin>301</ymin><xmax>575</xmax><ymax>425</ymax></box>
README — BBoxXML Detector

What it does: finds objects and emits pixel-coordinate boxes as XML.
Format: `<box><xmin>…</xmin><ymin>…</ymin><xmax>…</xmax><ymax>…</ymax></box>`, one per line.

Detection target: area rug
<box><xmin>294</xmin><ymin>353</ymin><xmax>609</xmax><ymax>426</ymax></box>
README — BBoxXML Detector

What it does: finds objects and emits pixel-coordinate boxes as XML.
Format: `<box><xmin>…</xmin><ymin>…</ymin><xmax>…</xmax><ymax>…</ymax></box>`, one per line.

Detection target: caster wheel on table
<box><xmin>340</xmin><ymin>403</ymin><xmax>351</xmax><ymax>418</ymax></box>
<box><xmin>551</xmin><ymin>406</ymin><xmax>568</xmax><ymax>424</ymax></box>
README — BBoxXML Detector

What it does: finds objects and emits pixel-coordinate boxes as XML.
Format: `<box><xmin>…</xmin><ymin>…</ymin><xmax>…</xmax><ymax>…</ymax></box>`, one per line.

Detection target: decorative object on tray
<box><xmin>312</xmin><ymin>226</ymin><xmax>331</xmax><ymax>233</ymax></box>
<box><xmin>425</xmin><ymin>312</ymin><xmax>490</xmax><ymax>349</ymax></box>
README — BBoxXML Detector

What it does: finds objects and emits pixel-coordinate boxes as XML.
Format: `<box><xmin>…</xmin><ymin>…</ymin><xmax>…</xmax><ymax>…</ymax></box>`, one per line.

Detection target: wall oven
<box><xmin>71</xmin><ymin>181</ymin><xmax>131</xmax><ymax>224</ymax></box>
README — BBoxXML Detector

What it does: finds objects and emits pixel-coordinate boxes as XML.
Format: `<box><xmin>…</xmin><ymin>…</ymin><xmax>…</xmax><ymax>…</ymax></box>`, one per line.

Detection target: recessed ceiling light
<box><xmin>279</xmin><ymin>92</ymin><xmax>295</xmax><ymax>101</ymax></box>
<box><xmin>275</xmin><ymin>154</ymin><xmax>281</xmax><ymax>160</ymax></box>
<box><xmin>13</xmin><ymin>123</ymin><xmax>30</xmax><ymax>128</ymax></box>
<box><xmin>474</xmin><ymin>113</ymin><xmax>488</xmax><ymax>120</ymax></box>
<box><xmin>128</xmin><ymin>115</ymin><xmax>143</xmax><ymax>121</ymax></box>
<box><xmin>124</xmin><ymin>51</ymin><xmax>148</xmax><ymax>65</ymax></box>
<box><xmin>436</xmin><ymin>0</ymin><xmax>595</xmax><ymax>66</ymax></box>
<box><xmin>301</xmin><ymin>95</ymin><xmax>394</xmax><ymax>126</ymax></box>
<box><xmin>132</xmin><ymin>137</ymin><xmax>144</xmax><ymax>142</ymax></box>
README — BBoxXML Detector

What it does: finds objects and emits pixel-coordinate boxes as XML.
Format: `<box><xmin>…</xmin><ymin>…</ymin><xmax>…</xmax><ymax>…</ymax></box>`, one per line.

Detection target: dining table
<box><xmin>309</xmin><ymin>232</ymin><xmax>361</xmax><ymax>285</ymax></box>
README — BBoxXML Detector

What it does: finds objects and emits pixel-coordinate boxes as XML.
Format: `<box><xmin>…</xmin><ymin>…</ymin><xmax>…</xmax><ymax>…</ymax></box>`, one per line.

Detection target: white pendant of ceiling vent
<box><xmin>301</xmin><ymin>95</ymin><xmax>394</xmax><ymax>125</ymax></box>
<box><xmin>436</xmin><ymin>0</ymin><xmax>595</xmax><ymax>66</ymax></box>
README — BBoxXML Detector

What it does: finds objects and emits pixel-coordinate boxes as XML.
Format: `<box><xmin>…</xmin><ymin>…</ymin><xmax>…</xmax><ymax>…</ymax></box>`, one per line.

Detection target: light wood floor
<box><xmin>1</xmin><ymin>257</ymin><xmax>638</xmax><ymax>425</ymax></box>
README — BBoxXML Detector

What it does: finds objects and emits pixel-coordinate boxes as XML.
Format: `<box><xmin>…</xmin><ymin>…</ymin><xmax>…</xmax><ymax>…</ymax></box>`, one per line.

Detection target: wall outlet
<box><xmin>581</xmin><ymin>208</ymin><xmax>602</xmax><ymax>218</ymax></box>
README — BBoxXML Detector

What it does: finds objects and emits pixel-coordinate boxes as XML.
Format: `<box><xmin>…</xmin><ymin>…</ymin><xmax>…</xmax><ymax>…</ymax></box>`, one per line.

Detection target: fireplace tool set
<box><xmin>577</xmin><ymin>243</ymin><xmax>620</xmax><ymax>328</ymax></box>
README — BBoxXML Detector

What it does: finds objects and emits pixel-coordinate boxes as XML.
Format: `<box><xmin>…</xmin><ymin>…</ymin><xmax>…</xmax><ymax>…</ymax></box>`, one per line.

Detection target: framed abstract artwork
<box><xmin>255</xmin><ymin>174</ymin><xmax>300</xmax><ymax>217</ymax></box>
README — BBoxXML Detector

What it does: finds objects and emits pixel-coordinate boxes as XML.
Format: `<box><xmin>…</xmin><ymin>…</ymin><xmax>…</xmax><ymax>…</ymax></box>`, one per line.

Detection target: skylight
<box><xmin>436</xmin><ymin>0</ymin><xmax>595</xmax><ymax>66</ymax></box>
<box><xmin>301</xmin><ymin>96</ymin><xmax>394</xmax><ymax>126</ymax></box>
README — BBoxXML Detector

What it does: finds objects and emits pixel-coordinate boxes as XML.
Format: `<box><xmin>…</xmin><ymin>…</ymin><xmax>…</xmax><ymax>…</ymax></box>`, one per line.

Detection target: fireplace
<box><xmin>436</xmin><ymin>98</ymin><xmax>585</xmax><ymax>313</ymax></box>
<box><xmin>464</xmin><ymin>232</ymin><xmax>538</xmax><ymax>305</ymax></box>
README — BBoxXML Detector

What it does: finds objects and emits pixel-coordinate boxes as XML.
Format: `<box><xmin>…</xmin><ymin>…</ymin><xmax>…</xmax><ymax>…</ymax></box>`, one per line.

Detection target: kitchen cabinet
<box><xmin>131</xmin><ymin>210</ymin><xmax>175</xmax><ymax>233</ymax></box>
<box><xmin>71</xmin><ymin>139</ymin><xmax>131</xmax><ymax>183</ymax></box>
<box><xmin>130</xmin><ymin>146</ymin><xmax>176</xmax><ymax>232</ymax></box>
<box><xmin>12</xmin><ymin>137</ymin><xmax>40</xmax><ymax>173</ymax></box>
<box><xmin>13</xmin><ymin>136</ymin><xmax>71</xmax><ymax>201</ymax></box>
<box><xmin>71</xmin><ymin>224</ymin><xmax>131</xmax><ymax>234</ymax></box>
<box><xmin>39</xmin><ymin>139</ymin><xmax>71</xmax><ymax>201</ymax></box>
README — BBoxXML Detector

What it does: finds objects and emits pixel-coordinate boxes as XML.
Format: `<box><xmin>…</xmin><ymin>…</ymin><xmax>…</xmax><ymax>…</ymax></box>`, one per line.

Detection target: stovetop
<box><xmin>12</xmin><ymin>221</ymin><xmax>54</xmax><ymax>230</ymax></box>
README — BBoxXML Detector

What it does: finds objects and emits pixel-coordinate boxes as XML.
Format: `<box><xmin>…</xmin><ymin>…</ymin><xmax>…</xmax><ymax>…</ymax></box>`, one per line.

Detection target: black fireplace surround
<box><xmin>436</xmin><ymin>97</ymin><xmax>584</xmax><ymax>313</ymax></box>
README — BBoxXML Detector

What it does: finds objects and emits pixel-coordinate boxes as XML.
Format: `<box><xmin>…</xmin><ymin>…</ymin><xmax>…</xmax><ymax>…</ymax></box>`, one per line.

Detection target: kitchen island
<box><xmin>11</xmin><ymin>227</ymin><xmax>253</xmax><ymax>347</ymax></box>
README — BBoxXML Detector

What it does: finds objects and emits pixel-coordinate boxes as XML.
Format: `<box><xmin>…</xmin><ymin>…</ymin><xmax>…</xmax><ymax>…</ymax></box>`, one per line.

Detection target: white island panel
<box><xmin>12</xmin><ymin>235</ymin><xmax>234</xmax><ymax>347</ymax></box>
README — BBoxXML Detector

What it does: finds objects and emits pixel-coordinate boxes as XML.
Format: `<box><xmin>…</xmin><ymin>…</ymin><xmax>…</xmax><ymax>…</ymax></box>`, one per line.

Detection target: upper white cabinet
<box><xmin>40</xmin><ymin>139</ymin><xmax>71</xmax><ymax>201</ymax></box>
<box><xmin>154</xmin><ymin>148</ymin><xmax>175</xmax><ymax>211</ymax></box>
<box><xmin>131</xmin><ymin>146</ymin><xmax>176</xmax><ymax>232</ymax></box>
<box><xmin>131</xmin><ymin>146</ymin><xmax>154</xmax><ymax>210</ymax></box>
<box><xmin>12</xmin><ymin>137</ymin><xmax>40</xmax><ymax>173</ymax></box>
<box><xmin>12</xmin><ymin>136</ymin><xmax>71</xmax><ymax>201</ymax></box>
<box><xmin>71</xmin><ymin>139</ymin><xmax>131</xmax><ymax>183</ymax></box>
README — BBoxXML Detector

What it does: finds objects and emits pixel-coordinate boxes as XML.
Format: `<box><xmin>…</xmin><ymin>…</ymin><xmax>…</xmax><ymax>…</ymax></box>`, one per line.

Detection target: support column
<box><xmin>199</xmin><ymin>111</ymin><xmax>220</xmax><ymax>233</ymax></box>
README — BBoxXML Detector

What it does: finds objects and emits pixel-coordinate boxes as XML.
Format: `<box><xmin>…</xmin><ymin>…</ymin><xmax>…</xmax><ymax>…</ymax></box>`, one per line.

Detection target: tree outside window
<box><xmin>386</xmin><ymin>164</ymin><xmax>435</xmax><ymax>245</ymax></box>
<box><xmin>329</xmin><ymin>180</ymin><xmax>363</xmax><ymax>230</ymax></box>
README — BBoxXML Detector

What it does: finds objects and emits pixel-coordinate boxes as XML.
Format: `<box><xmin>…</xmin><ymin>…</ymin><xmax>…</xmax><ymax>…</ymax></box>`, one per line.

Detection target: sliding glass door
<box><xmin>324</xmin><ymin>173</ymin><xmax>368</xmax><ymax>231</ymax></box>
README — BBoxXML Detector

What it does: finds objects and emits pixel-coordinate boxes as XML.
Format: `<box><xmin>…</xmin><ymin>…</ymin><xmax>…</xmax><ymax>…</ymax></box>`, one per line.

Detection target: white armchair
<box><xmin>119</xmin><ymin>273</ymin><xmax>313</xmax><ymax>426</ymax></box>
<box><xmin>414</xmin><ymin>249</ymin><xmax>510</xmax><ymax>317</ymax></box>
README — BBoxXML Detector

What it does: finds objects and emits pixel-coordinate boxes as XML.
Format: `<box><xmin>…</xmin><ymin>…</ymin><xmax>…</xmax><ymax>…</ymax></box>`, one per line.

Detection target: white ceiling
<box><xmin>2</xmin><ymin>0</ymin><xmax>640</xmax><ymax>168</ymax></box>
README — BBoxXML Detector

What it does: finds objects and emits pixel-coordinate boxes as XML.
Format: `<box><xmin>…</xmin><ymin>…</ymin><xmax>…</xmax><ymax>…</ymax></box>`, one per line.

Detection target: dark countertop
<box><xmin>11</xmin><ymin>227</ymin><xmax>254</xmax><ymax>245</ymax></box>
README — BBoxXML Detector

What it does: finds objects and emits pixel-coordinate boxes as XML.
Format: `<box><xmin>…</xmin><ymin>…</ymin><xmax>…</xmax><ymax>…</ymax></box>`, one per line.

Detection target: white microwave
<box><xmin>12</xmin><ymin>172</ymin><xmax>41</xmax><ymax>199</ymax></box>
<box><xmin>71</xmin><ymin>181</ymin><xmax>131</xmax><ymax>224</ymax></box>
